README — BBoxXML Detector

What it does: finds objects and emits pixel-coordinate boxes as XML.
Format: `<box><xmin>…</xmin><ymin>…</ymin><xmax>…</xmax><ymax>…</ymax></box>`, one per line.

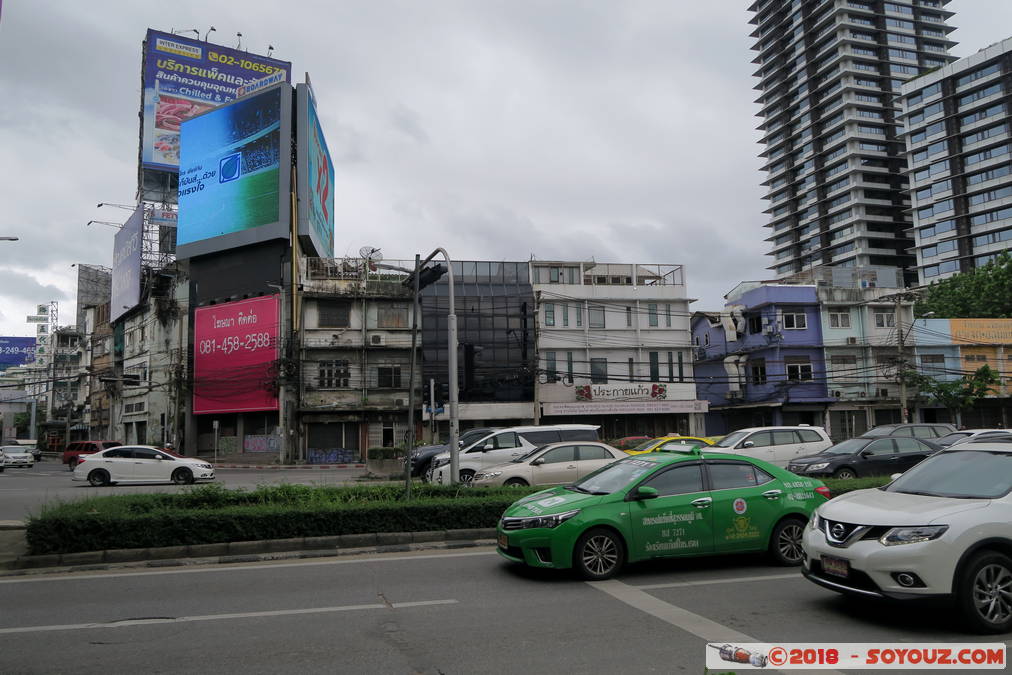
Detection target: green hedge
<box><xmin>26</xmin><ymin>477</ymin><xmax>892</xmax><ymax>556</ymax></box>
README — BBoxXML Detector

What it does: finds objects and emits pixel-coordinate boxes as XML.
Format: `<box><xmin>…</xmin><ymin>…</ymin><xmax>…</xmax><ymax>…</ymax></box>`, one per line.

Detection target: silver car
<box><xmin>0</xmin><ymin>445</ymin><xmax>35</xmax><ymax>470</ymax></box>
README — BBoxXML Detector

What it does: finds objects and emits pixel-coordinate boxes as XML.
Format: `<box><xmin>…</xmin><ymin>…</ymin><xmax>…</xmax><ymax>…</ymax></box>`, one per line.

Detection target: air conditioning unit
<box><xmin>878</xmin><ymin>388</ymin><xmax>890</xmax><ymax>397</ymax></box>
<box><xmin>395</xmin><ymin>398</ymin><xmax>406</xmax><ymax>407</ymax></box>
<box><xmin>833</xmin><ymin>390</ymin><xmax>842</xmax><ymax>398</ymax></box>
<box><xmin>846</xmin><ymin>337</ymin><xmax>858</xmax><ymax>345</ymax></box>
<box><xmin>370</xmin><ymin>334</ymin><xmax>385</xmax><ymax>346</ymax></box>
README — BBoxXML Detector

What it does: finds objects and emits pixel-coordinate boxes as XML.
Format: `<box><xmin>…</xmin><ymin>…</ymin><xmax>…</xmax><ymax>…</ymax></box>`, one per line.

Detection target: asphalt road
<box><xmin>0</xmin><ymin>547</ymin><xmax>1005</xmax><ymax>674</ymax></box>
<box><xmin>0</xmin><ymin>464</ymin><xmax>371</xmax><ymax>521</ymax></box>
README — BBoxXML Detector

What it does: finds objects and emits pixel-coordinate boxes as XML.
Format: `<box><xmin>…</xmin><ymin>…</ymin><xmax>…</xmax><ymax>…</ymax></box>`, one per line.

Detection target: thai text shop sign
<box><xmin>192</xmin><ymin>295</ymin><xmax>279</xmax><ymax>414</ymax></box>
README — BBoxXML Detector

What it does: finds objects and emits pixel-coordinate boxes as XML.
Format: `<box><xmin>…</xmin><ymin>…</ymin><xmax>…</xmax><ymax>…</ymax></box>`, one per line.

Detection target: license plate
<box><xmin>822</xmin><ymin>555</ymin><xmax>849</xmax><ymax>578</ymax></box>
<box><xmin>498</xmin><ymin>533</ymin><xmax>508</xmax><ymax>549</ymax></box>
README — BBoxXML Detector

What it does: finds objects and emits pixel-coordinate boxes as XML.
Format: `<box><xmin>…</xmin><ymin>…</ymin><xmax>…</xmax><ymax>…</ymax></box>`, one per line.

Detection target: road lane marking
<box><xmin>0</xmin><ymin>599</ymin><xmax>458</xmax><ymax>635</ymax></box>
<box><xmin>588</xmin><ymin>579</ymin><xmax>845</xmax><ymax>675</ymax></box>
<box><xmin>636</xmin><ymin>572</ymin><xmax>799</xmax><ymax>590</ymax></box>
<box><xmin>0</xmin><ymin>550</ymin><xmax>498</xmax><ymax>584</ymax></box>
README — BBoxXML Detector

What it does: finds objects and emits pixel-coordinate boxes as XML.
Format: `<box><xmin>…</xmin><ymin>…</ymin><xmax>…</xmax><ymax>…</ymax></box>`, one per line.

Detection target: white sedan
<box><xmin>472</xmin><ymin>441</ymin><xmax>625</xmax><ymax>487</ymax></box>
<box><xmin>0</xmin><ymin>445</ymin><xmax>35</xmax><ymax>470</ymax></box>
<box><xmin>72</xmin><ymin>445</ymin><xmax>215</xmax><ymax>486</ymax></box>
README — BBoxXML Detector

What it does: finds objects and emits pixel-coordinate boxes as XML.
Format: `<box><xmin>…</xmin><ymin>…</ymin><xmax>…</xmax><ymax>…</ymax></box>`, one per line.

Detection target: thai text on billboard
<box><xmin>296</xmin><ymin>83</ymin><xmax>335</xmax><ymax>258</ymax></box>
<box><xmin>193</xmin><ymin>295</ymin><xmax>280</xmax><ymax>414</ymax></box>
<box><xmin>110</xmin><ymin>206</ymin><xmax>144</xmax><ymax>323</ymax></box>
<box><xmin>0</xmin><ymin>337</ymin><xmax>36</xmax><ymax>369</ymax></box>
<box><xmin>141</xmin><ymin>29</ymin><xmax>291</xmax><ymax>173</ymax></box>
<box><xmin>176</xmin><ymin>83</ymin><xmax>292</xmax><ymax>259</ymax></box>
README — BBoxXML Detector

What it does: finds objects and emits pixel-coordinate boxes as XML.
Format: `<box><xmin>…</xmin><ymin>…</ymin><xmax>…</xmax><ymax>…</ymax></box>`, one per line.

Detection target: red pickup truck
<box><xmin>63</xmin><ymin>440</ymin><xmax>123</xmax><ymax>469</ymax></box>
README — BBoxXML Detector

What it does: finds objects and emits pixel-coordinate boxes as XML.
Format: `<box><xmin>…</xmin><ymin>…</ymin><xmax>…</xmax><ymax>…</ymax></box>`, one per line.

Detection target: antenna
<box><xmin>359</xmin><ymin>246</ymin><xmax>383</xmax><ymax>262</ymax></box>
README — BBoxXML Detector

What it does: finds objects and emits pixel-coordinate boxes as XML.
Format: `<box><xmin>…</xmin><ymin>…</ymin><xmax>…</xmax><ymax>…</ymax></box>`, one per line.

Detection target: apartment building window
<box><xmin>829</xmin><ymin>312</ymin><xmax>851</xmax><ymax>328</ymax></box>
<box><xmin>783</xmin><ymin>313</ymin><xmax>807</xmax><ymax>329</ymax></box>
<box><xmin>921</xmin><ymin>354</ymin><xmax>945</xmax><ymax>366</ymax></box>
<box><xmin>575</xmin><ymin>304</ymin><xmax>583</xmax><ymax>327</ymax></box>
<box><xmin>966</xmin><ymin>354</ymin><xmax>989</xmax><ymax>362</ymax></box>
<box><xmin>318</xmin><ymin>359</ymin><xmax>350</xmax><ymax>388</ymax></box>
<box><xmin>319</xmin><ymin>300</ymin><xmax>351</xmax><ymax>328</ymax></box>
<box><xmin>626</xmin><ymin>306</ymin><xmax>633</xmax><ymax>327</ymax></box>
<box><xmin>665</xmin><ymin>304</ymin><xmax>672</xmax><ymax>328</ymax></box>
<box><xmin>377</xmin><ymin>366</ymin><xmax>402</xmax><ymax>388</ymax></box>
<box><xmin>628</xmin><ymin>358</ymin><xmax>635</xmax><ymax>382</ymax></box>
<box><xmin>874</xmin><ymin>312</ymin><xmax>896</xmax><ymax>328</ymax></box>
<box><xmin>831</xmin><ymin>354</ymin><xmax>857</xmax><ymax>367</ymax></box>
<box><xmin>786</xmin><ymin>357</ymin><xmax>814</xmax><ymax>381</ymax></box>
<box><xmin>566</xmin><ymin>351</ymin><xmax>574</xmax><ymax>382</ymax></box>
<box><xmin>647</xmin><ymin>303</ymin><xmax>658</xmax><ymax>327</ymax></box>
<box><xmin>544</xmin><ymin>303</ymin><xmax>556</xmax><ymax>327</ymax></box>
<box><xmin>377</xmin><ymin>304</ymin><xmax>408</xmax><ymax>329</ymax></box>
<box><xmin>649</xmin><ymin>352</ymin><xmax>660</xmax><ymax>381</ymax></box>
<box><xmin>750</xmin><ymin>359</ymin><xmax>768</xmax><ymax>385</ymax></box>
<box><xmin>667</xmin><ymin>351</ymin><xmax>675</xmax><ymax>383</ymax></box>
<box><xmin>562</xmin><ymin>304</ymin><xmax>569</xmax><ymax>327</ymax></box>
<box><xmin>590</xmin><ymin>358</ymin><xmax>608</xmax><ymax>384</ymax></box>
<box><xmin>749</xmin><ymin>316</ymin><xmax>763</xmax><ymax>334</ymax></box>
<box><xmin>545</xmin><ymin>351</ymin><xmax>557</xmax><ymax>383</ymax></box>
<box><xmin>589</xmin><ymin>306</ymin><xmax>605</xmax><ymax>329</ymax></box>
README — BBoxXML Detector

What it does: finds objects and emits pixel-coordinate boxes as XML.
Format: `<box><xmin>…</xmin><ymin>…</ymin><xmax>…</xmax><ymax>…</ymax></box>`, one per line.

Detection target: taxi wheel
<box><xmin>769</xmin><ymin>517</ymin><xmax>806</xmax><ymax>566</ymax></box>
<box><xmin>957</xmin><ymin>550</ymin><xmax>1012</xmax><ymax>633</ymax></box>
<box><xmin>574</xmin><ymin>528</ymin><xmax>624</xmax><ymax>580</ymax></box>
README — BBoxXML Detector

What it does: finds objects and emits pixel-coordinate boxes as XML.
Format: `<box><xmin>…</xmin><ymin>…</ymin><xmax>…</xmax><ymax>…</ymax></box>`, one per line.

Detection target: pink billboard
<box><xmin>193</xmin><ymin>295</ymin><xmax>280</xmax><ymax>414</ymax></box>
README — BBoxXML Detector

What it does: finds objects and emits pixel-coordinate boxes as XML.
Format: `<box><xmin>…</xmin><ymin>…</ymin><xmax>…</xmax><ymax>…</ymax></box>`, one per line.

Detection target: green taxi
<box><xmin>496</xmin><ymin>447</ymin><xmax>830</xmax><ymax>580</ymax></box>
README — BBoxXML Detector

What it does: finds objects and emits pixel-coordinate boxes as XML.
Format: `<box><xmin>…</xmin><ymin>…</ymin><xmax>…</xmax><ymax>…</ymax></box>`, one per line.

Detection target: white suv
<box><xmin>710</xmin><ymin>426</ymin><xmax>832</xmax><ymax>468</ymax></box>
<box><xmin>803</xmin><ymin>443</ymin><xmax>1012</xmax><ymax>633</ymax></box>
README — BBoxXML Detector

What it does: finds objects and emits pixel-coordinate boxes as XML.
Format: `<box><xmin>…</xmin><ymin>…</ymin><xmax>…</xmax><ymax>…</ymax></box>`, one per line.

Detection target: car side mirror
<box><xmin>633</xmin><ymin>486</ymin><xmax>659</xmax><ymax>500</ymax></box>
<box><xmin>890</xmin><ymin>472</ymin><xmax>902</xmax><ymax>481</ymax></box>
<box><xmin>860</xmin><ymin>450</ymin><xmax>872</xmax><ymax>458</ymax></box>
<box><xmin>458</xmin><ymin>440</ymin><xmax>464</xmax><ymax>447</ymax></box>
<box><xmin>741</xmin><ymin>441</ymin><xmax>754</xmax><ymax>448</ymax></box>
<box><xmin>532</xmin><ymin>458</ymin><xmax>545</xmax><ymax>466</ymax></box>
<box><xmin>156</xmin><ymin>455</ymin><xmax>163</xmax><ymax>460</ymax></box>
<box><xmin>483</xmin><ymin>443</ymin><xmax>494</xmax><ymax>451</ymax></box>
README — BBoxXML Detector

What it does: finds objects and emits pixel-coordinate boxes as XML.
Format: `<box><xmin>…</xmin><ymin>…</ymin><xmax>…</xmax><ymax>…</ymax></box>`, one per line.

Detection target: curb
<box><xmin>2</xmin><ymin>528</ymin><xmax>498</xmax><ymax>575</ymax></box>
<box><xmin>214</xmin><ymin>464</ymin><xmax>367</xmax><ymax>470</ymax></box>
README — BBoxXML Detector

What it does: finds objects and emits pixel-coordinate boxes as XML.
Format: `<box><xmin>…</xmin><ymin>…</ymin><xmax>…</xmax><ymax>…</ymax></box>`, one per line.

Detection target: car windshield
<box><xmin>567</xmin><ymin>457</ymin><xmax>658</xmax><ymax>495</ymax></box>
<box><xmin>512</xmin><ymin>445</ymin><xmax>548</xmax><ymax>463</ymax></box>
<box><xmin>713</xmin><ymin>431</ymin><xmax>749</xmax><ymax>448</ymax></box>
<box><xmin>886</xmin><ymin>450</ymin><xmax>1012</xmax><ymax>498</ymax></box>
<box><xmin>936</xmin><ymin>432</ymin><xmax>970</xmax><ymax>446</ymax></box>
<box><xmin>819</xmin><ymin>438</ymin><xmax>870</xmax><ymax>455</ymax></box>
<box><xmin>629</xmin><ymin>438</ymin><xmax>658</xmax><ymax>452</ymax></box>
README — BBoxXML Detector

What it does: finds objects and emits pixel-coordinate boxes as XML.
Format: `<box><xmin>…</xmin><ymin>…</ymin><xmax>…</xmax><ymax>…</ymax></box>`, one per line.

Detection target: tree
<box><xmin>903</xmin><ymin>365</ymin><xmax>1001</xmax><ymax>426</ymax></box>
<box><xmin>915</xmin><ymin>252</ymin><xmax>1012</xmax><ymax>318</ymax></box>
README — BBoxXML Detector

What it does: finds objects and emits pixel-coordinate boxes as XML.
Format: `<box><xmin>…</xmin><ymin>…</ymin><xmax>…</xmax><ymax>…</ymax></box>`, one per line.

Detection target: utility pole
<box><xmin>405</xmin><ymin>254</ymin><xmax>421</xmax><ymax>498</ymax></box>
<box><xmin>532</xmin><ymin>292</ymin><xmax>541</xmax><ymax>425</ymax></box>
<box><xmin>896</xmin><ymin>294</ymin><xmax>909</xmax><ymax>424</ymax></box>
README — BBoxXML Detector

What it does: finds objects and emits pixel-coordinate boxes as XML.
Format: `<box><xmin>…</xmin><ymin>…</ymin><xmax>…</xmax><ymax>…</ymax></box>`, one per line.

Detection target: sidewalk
<box><xmin>194</xmin><ymin>452</ymin><xmax>366</xmax><ymax>470</ymax></box>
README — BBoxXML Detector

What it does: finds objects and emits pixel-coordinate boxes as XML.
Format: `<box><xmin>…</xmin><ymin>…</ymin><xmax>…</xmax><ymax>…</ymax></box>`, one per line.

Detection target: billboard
<box><xmin>296</xmin><ymin>83</ymin><xmax>335</xmax><ymax>258</ymax></box>
<box><xmin>193</xmin><ymin>295</ymin><xmax>280</xmax><ymax>414</ymax></box>
<box><xmin>0</xmin><ymin>337</ymin><xmax>36</xmax><ymax>369</ymax></box>
<box><xmin>176</xmin><ymin>83</ymin><xmax>292</xmax><ymax>259</ymax></box>
<box><xmin>110</xmin><ymin>207</ymin><xmax>144</xmax><ymax>322</ymax></box>
<box><xmin>141</xmin><ymin>29</ymin><xmax>291</xmax><ymax>173</ymax></box>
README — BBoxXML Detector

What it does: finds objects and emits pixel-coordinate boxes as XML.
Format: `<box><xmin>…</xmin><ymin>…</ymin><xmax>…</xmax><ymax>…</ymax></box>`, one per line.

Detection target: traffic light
<box><xmin>404</xmin><ymin>263</ymin><xmax>446</xmax><ymax>290</ymax></box>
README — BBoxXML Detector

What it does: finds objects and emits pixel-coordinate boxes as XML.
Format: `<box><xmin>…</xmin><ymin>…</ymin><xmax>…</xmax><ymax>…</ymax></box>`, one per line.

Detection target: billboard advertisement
<box><xmin>141</xmin><ymin>29</ymin><xmax>291</xmax><ymax>173</ymax></box>
<box><xmin>176</xmin><ymin>83</ymin><xmax>292</xmax><ymax>259</ymax></box>
<box><xmin>0</xmin><ymin>337</ymin><xmax>36</xmax><ymax>369</ymax></box>
<box><xmin>110</xmin><ymin>206</ymin><xmax>144</xmax><ymax>323</ymax></box>
<box><xmin>296</xmin><ymin>83</ymin><xmax>335</xmax><ymax>258</ymax></box>
<box><xmin>193</xmin><ymin>295</ymin><xmax>280</xmax><ymax>414</ymax></box>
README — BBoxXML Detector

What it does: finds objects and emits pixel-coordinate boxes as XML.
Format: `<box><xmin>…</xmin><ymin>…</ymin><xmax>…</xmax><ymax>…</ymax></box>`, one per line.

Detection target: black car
<box><xmin>409</xmin><ymin>427</ymin><xmax>499</xmax><ymax>478</ymax></box>
<box><xmin>787</xmin><ymin>436</ymin><xmax>941</xmax><ymax>479</ymax></box>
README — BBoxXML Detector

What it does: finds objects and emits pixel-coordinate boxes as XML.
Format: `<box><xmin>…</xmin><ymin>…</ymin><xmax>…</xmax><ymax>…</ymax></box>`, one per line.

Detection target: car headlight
<box><xmin>879</xmin><ymin>525</ymin><xmax>949</xmax><ymax>546</ymax></box>
<box><xmin>806</xmin><ymin>462</ymin><xmax>829</xmax><ymax>472</ymax></box>
<box><xmin>809</xmin><ymin>510</ymin><xmax>821</xmax><ymax>530</ymax></box>
<box><xmin>432</xmin><ymin>458</ymin><xmax>450</xmax><ymax>469</ymax></box>
<box><xmin>521</xmin><ymin>509</ymin><xmax>581</xmax><ymax>529</ymax></box>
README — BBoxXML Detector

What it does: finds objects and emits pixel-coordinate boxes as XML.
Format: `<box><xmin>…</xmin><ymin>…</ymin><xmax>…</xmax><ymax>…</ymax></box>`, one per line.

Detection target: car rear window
<box><xmin>559</xmin><ymin>429</ymin><xmax>599</xmax><ymax>441</ymax></box>
<box><xmin>520</xmin><ymin>430</ymin><xmax>562</xmax><ymax>444</ymax></box>
<box><xmin>798</xmin><ymin>429</ymin><xmax>823</xmax><ymax>443</ymax></box>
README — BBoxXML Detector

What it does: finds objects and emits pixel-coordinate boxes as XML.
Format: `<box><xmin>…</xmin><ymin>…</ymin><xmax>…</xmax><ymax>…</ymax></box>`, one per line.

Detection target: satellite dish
<box><xmin>359</xmin><ymin>246</ymin><xmax>383</xmax><ymax>262</ymax></box>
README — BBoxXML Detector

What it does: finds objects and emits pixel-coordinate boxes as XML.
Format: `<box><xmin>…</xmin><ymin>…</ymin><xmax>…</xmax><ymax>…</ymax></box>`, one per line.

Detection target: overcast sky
<box><xmin>0</xmin><ymin>1</ymin><xmax>1010</xmax><ymax>338</ymax></box>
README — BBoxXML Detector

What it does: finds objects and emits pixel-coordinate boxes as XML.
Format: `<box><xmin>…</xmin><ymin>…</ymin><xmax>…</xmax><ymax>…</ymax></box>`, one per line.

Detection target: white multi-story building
<box><xmin>900</xmin><ymin>35</ymin><xmax>1012</xmax><ymax>283</ymax></box>
<box><xmin>750</xmin><ymin>0</ymin><xmax>957</xmax><ymax>281</ymax></box>
<box><xmin>531</xmin><ymin>261</ymin><xmax>707</xmax><ymax>438</ymax></box>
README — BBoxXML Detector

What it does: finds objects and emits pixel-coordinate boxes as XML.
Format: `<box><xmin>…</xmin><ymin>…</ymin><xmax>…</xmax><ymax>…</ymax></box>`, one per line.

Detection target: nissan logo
<box><xmin>831</xmin><ymin>523</ymin><xmax>847</xmax><ymax>539</ymax></box>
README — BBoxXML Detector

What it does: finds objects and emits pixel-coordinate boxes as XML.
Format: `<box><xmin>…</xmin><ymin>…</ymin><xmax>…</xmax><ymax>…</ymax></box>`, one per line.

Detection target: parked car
<box><xmin>497</xmin><ymin>447</ymin><xmax>830</xmax><ymax>580</ymax></box>
<box><xmin>473</xmin><ymin>441</ymin><xmax>626</xmax><ymax>487</ymax></box>
<box><xmin>410</xmin><ymin>427</ymin><xmax>499</xmax><ymax>478</ymax></box>
<box><xmin>0</xmin><ymin>445</ymin><xmax>35</xmax><ymax>469</ymax></box>
<box><xmin>1</xmin><ymin>439</ymin><xmax>40</xmax><ymax>461</ymax></box>
<box><xmin>624</xmin><ymin>435</ymin><xmax>716</xmax><ymax>455</ymax></box>
<box><xmin>803</xmin><ymin>442</ymin><xmax>1012</xmax><ymax>633</ymax></box>
<box><xmin>710</xmin><ymin>426</ymin><xmax>833</xmax><ymax>467</ymax></box>
<box><xmin>787</xmin><ymin>436</ymin><xmax>940</xmax><ymax>479</ymax></box>
<box><xmin>609</xmin><ymin>436</ymin><xmax>652</xmax><ymax>451</ymax></box>
<box><xmin>859</xmin><ymin>423</ymin><xmax>955</xmax><ymax>440</ymax></box>
<box><xmin>72</xmin><ymin>445</ymin><xmax>214</xmax><ymax>486</ymax></box>
<box><xmin>938</xmin><ymin>429</ymin><xmax>1010</xmax><ymax>448</ymax></box>
<box><xmin>62</xmin><ymin>440</ymin><xmax>123</xmax><ymax>470</ymax></box>
<box><xmin>428</xmin><ymin>424</ymin><xmax>600</xmax><ymax>484</ymax></box>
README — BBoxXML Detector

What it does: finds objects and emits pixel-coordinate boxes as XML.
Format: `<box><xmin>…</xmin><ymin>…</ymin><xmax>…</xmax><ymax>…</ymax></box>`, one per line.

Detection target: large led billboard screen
<box><xmin>296</xmin><ymin>83</ymin><xmax>335</xmax><ymax>258</ymax></box>
<box><xmin>141</xmin><ymin>29</ymin><xmax>291</xmax><ymax>173</ymax></box>
<box><xmin>0</xmin><ymin>337</ymin><xmax>36</xmax><ymax>370</ymax></box>
<box><xmin>176</xmin><ymin>83</ymin><xmax>292</xmax><ymax>259</ymax></box>
<box><xmin>110</xmin><ymin>206</ymin><xmax>144</xmax><ymax>323</ymax></box>
<box><xmin>193</xmin><ymin>295</ymin><xmax>280</xmax><ymax>414</ymax></box>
